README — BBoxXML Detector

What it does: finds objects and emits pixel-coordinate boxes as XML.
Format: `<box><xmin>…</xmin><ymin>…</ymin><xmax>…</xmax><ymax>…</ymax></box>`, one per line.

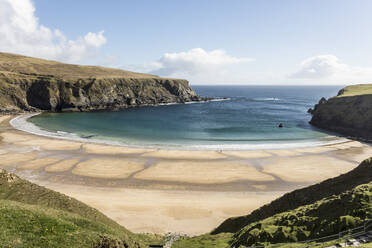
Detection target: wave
<box><xmin>10</xmin><ymin>113</ymin><xmax>348</xmax><ymax>151</ymax></box>
<box><xmin>253</xmin><ymin>97</ymin><xmax>281</xmax><ymax>101</ymax></box>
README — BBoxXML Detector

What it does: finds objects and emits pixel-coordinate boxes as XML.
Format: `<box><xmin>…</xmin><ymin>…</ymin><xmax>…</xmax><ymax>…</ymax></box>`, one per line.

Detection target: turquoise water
<box><xmin>27</xmin><ymin>86</ymin><xmax>343</xmax><ymax>149</ymax></box>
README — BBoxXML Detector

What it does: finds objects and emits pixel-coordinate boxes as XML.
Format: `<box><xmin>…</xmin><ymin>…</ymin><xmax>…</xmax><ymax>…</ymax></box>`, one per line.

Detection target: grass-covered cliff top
<box><xmin>337</xmin><ymin>84</ymin><xmax>372</xmax><ymax>97</ymax></box>
<box><xmin>0</xmin><ymin>52</ymin><xmax>159</xmax><ymax>81</ymax></box>
<box><xmin>0</xmin><ymin>169</ymin><xmax>162</xmax><ymax>247</ymax></box>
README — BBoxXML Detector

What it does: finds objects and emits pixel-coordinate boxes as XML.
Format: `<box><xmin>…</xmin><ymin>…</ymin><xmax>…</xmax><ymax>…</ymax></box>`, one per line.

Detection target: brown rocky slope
<box><xmin>0</xmin><ymin>52</ymin><xmax>203</xmax><ymax>112</ymax></box>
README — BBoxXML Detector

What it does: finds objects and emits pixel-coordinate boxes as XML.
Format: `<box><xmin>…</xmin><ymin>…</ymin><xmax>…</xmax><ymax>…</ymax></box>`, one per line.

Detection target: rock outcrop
<box><xmin>0</xmin><ymin>52</ymin><xmax>203</xmax><ymax>112</ymax></box>
<box><xmin>309</xmin><ymin>84</ymin><xmax>372</xmax><ymax>141</ymax></box>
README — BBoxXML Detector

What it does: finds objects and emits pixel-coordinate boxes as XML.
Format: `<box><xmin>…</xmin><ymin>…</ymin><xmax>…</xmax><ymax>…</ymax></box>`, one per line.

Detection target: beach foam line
<box><xmin>10</xmin><ymin>113</ymin><xmax>349</xmax><ymax>151</ymax></box>
<box><xmin>10</xmin><ymin>113</ymin><xmax>129</xmax><ymax>147</ymax></box>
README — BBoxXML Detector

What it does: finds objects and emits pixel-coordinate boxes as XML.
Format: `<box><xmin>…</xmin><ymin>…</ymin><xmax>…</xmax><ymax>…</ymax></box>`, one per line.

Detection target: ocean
<box><xmin>22</xmin><ymin>85</ymin><xmax>345</xmax><ymax>150</ymax></box>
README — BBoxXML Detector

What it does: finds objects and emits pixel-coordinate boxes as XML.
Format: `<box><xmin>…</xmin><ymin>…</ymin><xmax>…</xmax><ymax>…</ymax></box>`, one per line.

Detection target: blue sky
<box><xmin>1</xmin><ymin>0</ymin><xmax>372</xmax><ymax>85</ymax></box>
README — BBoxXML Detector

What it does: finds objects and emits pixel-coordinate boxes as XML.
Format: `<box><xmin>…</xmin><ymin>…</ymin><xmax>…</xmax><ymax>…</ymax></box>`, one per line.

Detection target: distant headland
<box><xmin>0</xmin><ymin>52</ymin><xmax>206</xmax><ymax>113</ymax></box>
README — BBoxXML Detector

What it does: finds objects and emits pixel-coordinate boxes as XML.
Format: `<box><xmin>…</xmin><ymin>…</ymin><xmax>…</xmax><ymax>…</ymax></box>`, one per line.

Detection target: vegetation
<box><xmin>0</xmin><ymin>169</ymin><xmax>162</xmax><ymax>248</ymax></box>
<box><xmin>336</xmin><ymin>84</ymin><xmax>372</xmax><ymax>97</ymax></box>
<box><xmin>172</xmin><ymin>182</ymin><xmax>372</xmax><ymax>248</ymax></box>
<box><xmin>0</xmin><ymin>52</ymin><xmax>156</xmax><ymax>80</ymax></box>
<box><xmin>172</xmin><ymin>233</ymin><xmax>233</xmax><ymax>248</ymax></box>
<box><xmin>230</xmin><ymin>182</ymin><xmax>372</xmax><ymax>247</ymax></box>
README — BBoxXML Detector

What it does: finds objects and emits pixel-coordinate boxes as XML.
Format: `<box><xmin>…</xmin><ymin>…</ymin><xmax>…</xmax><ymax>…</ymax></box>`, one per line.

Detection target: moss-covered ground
<box><xmin>0</xmin><ymin>169</ymin><xmax>163</xmax><ymax>247</ymax></box>
<box><xmin>337</xmin><ymin>84</ymin><xmax>372</xmax><ymax>97</ymax></box>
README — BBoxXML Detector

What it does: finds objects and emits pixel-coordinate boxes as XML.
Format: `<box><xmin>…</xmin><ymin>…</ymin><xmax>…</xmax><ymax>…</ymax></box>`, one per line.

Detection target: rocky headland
<box><xmin>0</xmin><ymin>52</ymin><xmax>205</xmax><ymax>113</ymax></box>
<box><xmin>309</xmin><ymin>84</ymin><xmax>372</xmax><ymax>141</ymax></box>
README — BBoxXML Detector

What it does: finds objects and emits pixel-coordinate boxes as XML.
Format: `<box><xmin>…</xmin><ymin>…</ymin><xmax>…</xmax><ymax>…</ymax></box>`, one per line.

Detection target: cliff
<box><xmin>213</xmin><ymin>157</ymin><xmax>372</xmax><ymax>234</ymax></box>
<box><xmin>309</xmin><ymin>84</ymin><xmax>372</xmax><ymax>141</ymax></box>
<box><xmin>0</xmin><ymin>52</ymin><xmax>203</xmax><ymax>112</ymax></box>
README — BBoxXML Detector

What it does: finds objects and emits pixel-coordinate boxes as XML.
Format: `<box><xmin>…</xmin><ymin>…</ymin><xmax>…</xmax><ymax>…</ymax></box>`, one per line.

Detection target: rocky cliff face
<box><xmin>0</xmin><ymin>53</ymin><xmax>203</xmax><ymax>112</ymax></box>
<box><xmin>309</xmin><ymin>84</ymin><xmax>372</xmax><ymax>141</ymax></box>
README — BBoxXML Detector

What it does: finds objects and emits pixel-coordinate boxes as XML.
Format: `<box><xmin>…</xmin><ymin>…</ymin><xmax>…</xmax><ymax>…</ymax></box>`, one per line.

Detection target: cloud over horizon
<box><xmin>0</xmin><ymin>0</ymin><xmax>107</xmax><ymax>63</ymax></box>
<box><xmin>131</xmin><ymin>48</ymin><xmax>254</xmax><ymax>80</ymax></box>
<box><xmin>290</xmin><ymin>55</ymin><xmax>372</xmax><ymax>83</ymax></box>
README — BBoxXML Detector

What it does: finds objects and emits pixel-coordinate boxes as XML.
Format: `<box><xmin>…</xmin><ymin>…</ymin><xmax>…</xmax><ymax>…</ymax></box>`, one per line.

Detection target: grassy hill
<box><xmin>230</xmin><ymin>182</ymin><xmax>372</xmax><ymax>247</ymax></box>
<box><xmin>336</xmin><ymin>84</ymin><xmax>372</xmax><ymax>97</ymax></box>
<box><xmin>0</xmin><ymin>169</ymin><xmax>162</xmax><ymax>248</ymax></box>
<box><xmin>0</xmin><ymin>52</ymin><xmax>156</xmax><ymax>80</ymax></box>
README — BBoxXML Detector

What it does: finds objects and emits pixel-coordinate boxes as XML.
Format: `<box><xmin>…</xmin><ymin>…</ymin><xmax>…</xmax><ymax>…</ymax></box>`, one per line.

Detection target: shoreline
<box><xmin>11</xmin><ymin>113</ymin><xmax>349</xmax><ymax>151</ymax></box>
<box><xmin>1</xmin><ymin>114</ymin><xmax>372</xmax><ymax>234</ymax></box>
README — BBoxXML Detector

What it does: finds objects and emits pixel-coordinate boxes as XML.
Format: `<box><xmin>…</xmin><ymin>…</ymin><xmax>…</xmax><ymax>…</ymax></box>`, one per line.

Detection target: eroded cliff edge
<box><xmin>309</xmin><ymin>84</ymin><xmax>372</xmax><ymax>141</ymax></box>
<box><xmin>0</xmin><ymin>52</ymin><xmax>203</xmax><ymax>112</ymax></box>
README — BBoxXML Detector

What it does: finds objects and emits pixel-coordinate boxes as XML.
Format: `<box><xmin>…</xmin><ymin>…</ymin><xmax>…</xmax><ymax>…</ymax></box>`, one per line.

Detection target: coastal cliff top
<box><xmin>337</xmin><ymin>84</ymin><xmax>372</xmax><ymax>97</ymax></box>
<box><xmin>0</xmin><ymin>52</ymin><xmax>160</xmax><ymax>81</ymax></box>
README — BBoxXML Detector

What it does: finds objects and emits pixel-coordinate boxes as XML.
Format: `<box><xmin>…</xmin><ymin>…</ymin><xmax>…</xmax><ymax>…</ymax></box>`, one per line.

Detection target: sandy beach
<box><xmin>0</xmin><ymin>114</ymin><xmax>371</xmax><ymax>235</ymax></box>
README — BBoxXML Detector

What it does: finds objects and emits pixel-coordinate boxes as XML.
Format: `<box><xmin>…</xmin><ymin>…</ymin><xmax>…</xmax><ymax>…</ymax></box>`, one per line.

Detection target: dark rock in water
<box><xmin>278</xmin><ymin>123</ymin><xmax>283</xmax><ymax>128</ymax></box>
<box><xmin>0</xmin><ymin>52</ymin><xmax>207</xmax><ymax>113</ymax></box>
<box><xmin>307</xmin><ymin>108</ymin><xmax>313</xmax><ymax>114</ymax></box>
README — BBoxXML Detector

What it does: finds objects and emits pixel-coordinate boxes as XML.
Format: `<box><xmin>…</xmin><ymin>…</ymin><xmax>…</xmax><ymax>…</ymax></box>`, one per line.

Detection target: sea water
<box><xmin>24</xmin><ymin>85</ymin><xmax>344</xmax><ymax>150</ymax></box>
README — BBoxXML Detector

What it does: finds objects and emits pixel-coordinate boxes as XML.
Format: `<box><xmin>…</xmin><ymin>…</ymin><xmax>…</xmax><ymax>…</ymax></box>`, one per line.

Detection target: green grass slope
<box><xmin>230</xmin><ymin>182</ymin><xmax>372</xmax><ymax>247</ymax></box>
<box><xmin>0</xmin><ymin>52</ymin><xmax>156</xmax><ymax>80</ymax></box>
<box><xmin>0</xmin><ymin>169</ymin><xmax>159</xmax><ymax>248</ymax></box>
<box><xmin>172</xmin><ymin>233</ymin><xmax>233</xmax><ymax>248</ymax></box>
<box><xmin>336</xmin><ymin>84</ymin><xmax>372</xmax><ymax>97</ymax></box>
<box><xmin>0</xmin><ymin>199</ymin><xmax>141</xmax><ymax>248</ymax></box>
<box><xmin>213</xmin><ymin>157</ymin><xmax>372</xmax><ymax>234</ymax></box>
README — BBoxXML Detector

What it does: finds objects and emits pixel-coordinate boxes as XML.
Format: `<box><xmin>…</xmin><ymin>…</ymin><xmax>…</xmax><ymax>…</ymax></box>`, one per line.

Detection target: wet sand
<box><xmin>1</xmin><ymin>114</ymin><xmax>372</xmax><ymax>235</ymax></box>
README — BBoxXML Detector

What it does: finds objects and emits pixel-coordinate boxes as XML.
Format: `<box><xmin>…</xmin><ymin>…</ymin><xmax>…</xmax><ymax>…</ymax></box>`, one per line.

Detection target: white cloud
<box><xmin>290</xmin><ymin>55</ymin><xmax>372</xmax><ymax>83</ymax></box>
<box><xmin>133</xmin><ymin>48</ymin><xmax>254</xmax><ymax>79</ymax></box>
<box><xmin>290</xmin><ymin>55</ymin><xmax>347</xmax><ymax>79</ymax></box>
<box><xmin>84</xmin><ymin>31</ymin><xmax>107</xmax><ymax>47</ymax></box>
<box><xmin>0</xmin><ymin>0</ymin><xmax>107</xmax><ymax>63</ymax></box>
